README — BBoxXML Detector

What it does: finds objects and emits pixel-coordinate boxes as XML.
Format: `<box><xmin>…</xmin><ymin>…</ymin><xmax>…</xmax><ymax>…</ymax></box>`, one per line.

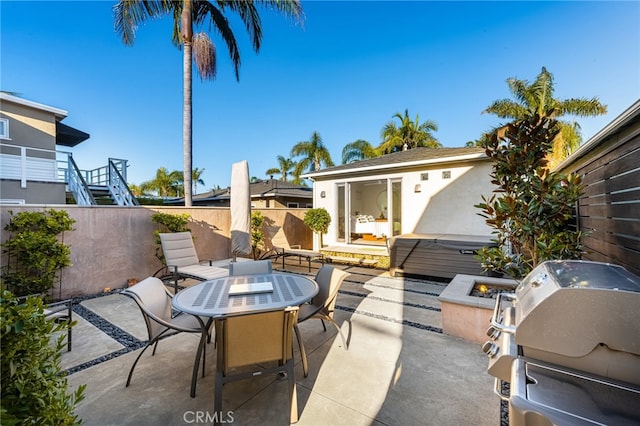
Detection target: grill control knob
<box><xmin>486</xmin><ymin>325</ymin><xmax>501</xmax><ymax>340</ymax></box>
<box><xmin>482</xmin><ymin>341</ymin><xmax>498</xmax><ymax>357</ymax></box>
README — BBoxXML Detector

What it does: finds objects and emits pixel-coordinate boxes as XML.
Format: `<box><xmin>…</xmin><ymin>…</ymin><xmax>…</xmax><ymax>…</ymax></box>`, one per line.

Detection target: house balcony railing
<box><xmin>0</xmin><ymin>142</ymin><xmax>137</xmax><ymax>206</ymax></box>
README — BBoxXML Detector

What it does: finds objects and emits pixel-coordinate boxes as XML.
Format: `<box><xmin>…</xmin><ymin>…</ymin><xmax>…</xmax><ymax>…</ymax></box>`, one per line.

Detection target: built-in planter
<box><xmin>438</xmin><ymin>274</ymin><xmax>517</xmax><ymax>344</ymax></box>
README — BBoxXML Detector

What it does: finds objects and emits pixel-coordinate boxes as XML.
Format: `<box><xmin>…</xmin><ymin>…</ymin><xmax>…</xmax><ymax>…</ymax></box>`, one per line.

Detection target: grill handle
<box><xmin>493</xmin><ymin>378</ymin><xmax>510</xmax><ymax>401</ymax></box>
<box><xmin>490</xmin><ymin>292</ymin><xmax>517</xmax><ymax>334</ymax></box>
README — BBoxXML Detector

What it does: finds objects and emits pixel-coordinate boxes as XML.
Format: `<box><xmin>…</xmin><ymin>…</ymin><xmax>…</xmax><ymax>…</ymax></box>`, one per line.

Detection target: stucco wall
<box><xmin>1</xmin><ymin>99</ymin><xmax>57</xmax><ymax>154</ymax></box>
<box><xmin>311</xmin><ymin>159</ymin><xmax>495</xmax><ymax>246</ymax></box>
<box><xmin>0</xmin><ymin>205</ymin><xmax>310</xmax><ymax>299</ymax></box>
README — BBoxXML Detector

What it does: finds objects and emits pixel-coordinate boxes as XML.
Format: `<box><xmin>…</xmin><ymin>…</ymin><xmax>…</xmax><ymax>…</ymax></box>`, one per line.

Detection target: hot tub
<box><xmin>388</xmin><ymin>233</ymin><xmax>496</xmax><ymax>279</ymax></box>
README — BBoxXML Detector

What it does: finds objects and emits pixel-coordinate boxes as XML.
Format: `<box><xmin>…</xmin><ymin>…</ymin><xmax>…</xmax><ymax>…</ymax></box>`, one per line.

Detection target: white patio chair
<box><xmin>158</xmin><ymin>232</ymin><xmax>229</xmax><ymax>291</ymax></box>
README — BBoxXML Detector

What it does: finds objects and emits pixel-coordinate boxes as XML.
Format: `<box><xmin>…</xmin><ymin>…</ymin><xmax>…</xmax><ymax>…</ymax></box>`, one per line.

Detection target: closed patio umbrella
<box><xmin>230</xmin><ymin>160</ymin><xmax>252</xmax><ymax>261</ymax></box>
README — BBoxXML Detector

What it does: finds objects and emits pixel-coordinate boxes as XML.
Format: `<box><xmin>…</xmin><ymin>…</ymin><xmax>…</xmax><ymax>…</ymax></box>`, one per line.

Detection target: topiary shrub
<box><xmin>1</xmin><ymin>210</ymin><xmax>75</xmax><ymax>298</ymax></box>
<box><xmin>303</xmin><ymin>208</ymin><xmax>331</xmax><ymax>248</ymax></box>
<box><xmin>0</xmin><ymin>290</ymin><xmax>85</xmax><ymax>424</ymax></box>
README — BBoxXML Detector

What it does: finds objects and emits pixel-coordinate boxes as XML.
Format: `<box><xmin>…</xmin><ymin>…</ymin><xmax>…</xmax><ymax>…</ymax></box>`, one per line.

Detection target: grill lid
<box><xmin>538</xmin><ymin>260</ymin><xmax>640</xmax><ymax>292</ymax></box>
<box><xmin>514</xmin><ymin>260</ymin><xmax>640</xmax><ymax>358</ymax></box>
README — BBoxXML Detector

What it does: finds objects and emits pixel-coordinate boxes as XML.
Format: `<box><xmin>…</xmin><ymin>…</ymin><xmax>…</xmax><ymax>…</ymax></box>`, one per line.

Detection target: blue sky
<box><xmin>2</xmin><ymin>1</ymin><xmax>639</xmax><ymax>190</ymax></box>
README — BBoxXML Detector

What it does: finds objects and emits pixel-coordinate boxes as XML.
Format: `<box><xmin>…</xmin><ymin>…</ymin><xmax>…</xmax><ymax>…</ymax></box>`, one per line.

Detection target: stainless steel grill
<box><xmin>483</xmin><ymin>260</ymin><xmax>640</xmax><ymax>425</ymax></box>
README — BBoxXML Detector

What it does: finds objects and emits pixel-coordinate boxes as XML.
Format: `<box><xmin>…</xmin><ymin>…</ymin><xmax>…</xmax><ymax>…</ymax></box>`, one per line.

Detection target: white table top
<box><xmin>172</xmin><ymin>273</ymin><xmax>319</xmax><ymax>318</ymax></box>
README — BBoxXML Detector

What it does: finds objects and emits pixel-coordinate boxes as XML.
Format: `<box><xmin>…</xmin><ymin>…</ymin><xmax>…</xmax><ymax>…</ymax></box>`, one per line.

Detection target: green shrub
<box><xmin>303</xmin><ymin>208</ymin><xmax>331</xmax><ymax>248</ymax></box>
<box><xmin>1</xmin><ymin>210</ymin><xmax>75</xmax><ymax>298</ymax></box>
<box><xmin>0</xmin><ymin>290</ymin><xmax>85</xmax><ymax>424</ymax></box>
<box><xmin>150</xmin><ymin>212</ymin><xmax>192</xmax><ymax>264</ymax></box>
<box><xmin>475</xmin><ymin>114</ymin><xmax>585</xmax><ymax>278</ymax></box>
<box><xmin>250</xmin><ymin>211</ymin><xmax>265</xmax><ymax>260</ymax></box>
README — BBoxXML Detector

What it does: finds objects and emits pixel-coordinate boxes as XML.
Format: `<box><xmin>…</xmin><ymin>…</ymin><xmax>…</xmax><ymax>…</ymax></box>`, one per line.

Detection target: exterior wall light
<box><xmin>320</xmin><ymin>191</ymin><xmax>326</xmax><ymax>198</ymax></box>
<box><xmin>414</xmin><ymin>184</ymin><xmax>421</xmax><ymax>193</ymax></box>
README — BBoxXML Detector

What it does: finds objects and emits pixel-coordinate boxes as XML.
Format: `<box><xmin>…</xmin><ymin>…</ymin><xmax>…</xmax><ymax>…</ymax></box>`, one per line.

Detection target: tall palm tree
<box><xmin>341</xmin><ymin>139</ymin><xmax>380</xmax><ymax>164</ymax></box>
<box><xmin>266</xmin><ymin>155</ymin><xmax>295</xmax><ymax>181</ymax></box>
<box><xmin>483</xmin><ymin>66</ymin><xmax>607</xmax><ymax>167</ymax></box>
<box><xmin>140</xmin><ymin>167</ymin><xmax>183</xmax><ymax>197</ymax></box>
<box><xmin>192</xmin><ymin>167</ymin><xmax>205</xmax><ymax>195</ymax></box>
<box><xmin>291</xmin><ymin>131</ymin><xmax>334</xmax><ymax>175</ymax></box>
<box><xmin>378</xmin><ymin>109</ymin><xmax>440</xmax><ymax>154</ymax></box>
<box><xmin>114</xmin><ymin>0</ymin><xmax>303</xmax><ymax>206</ymax></box>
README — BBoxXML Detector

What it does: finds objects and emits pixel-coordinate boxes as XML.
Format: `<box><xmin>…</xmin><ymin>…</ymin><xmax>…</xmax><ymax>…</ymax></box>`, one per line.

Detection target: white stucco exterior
<box><xmin>303</xmin><ymin>148</ymin><xmax>496</xmax><ymax>249</ymax></box>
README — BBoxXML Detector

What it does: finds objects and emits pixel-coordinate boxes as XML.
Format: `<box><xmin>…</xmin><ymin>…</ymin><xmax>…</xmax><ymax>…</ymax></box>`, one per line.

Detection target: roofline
<box><xmin>555</xmin><ymin>99</ymin><xmax>640</xmax><ymax>171</ymax></box>
<box><xmin>301</xmin><ymin>152</ymin><xmax>487</xmax><ymax>179</ymax></box>
<box><xmin>1</xmin><ymin>92</ymin><xmax>68</xmax><ymax>119</ymax></box>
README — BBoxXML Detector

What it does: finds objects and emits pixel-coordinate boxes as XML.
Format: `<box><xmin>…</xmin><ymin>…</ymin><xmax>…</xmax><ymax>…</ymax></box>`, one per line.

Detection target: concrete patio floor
<box><xmin>60</xmin><ymin>258</ymin><xmax>499</xmax><ymax>425</ymax></box>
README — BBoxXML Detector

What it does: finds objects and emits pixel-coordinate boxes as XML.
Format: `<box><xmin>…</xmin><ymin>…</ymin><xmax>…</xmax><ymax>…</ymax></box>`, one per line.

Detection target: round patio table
<box><xmin>172</xmin><ymin>272</ymin><xmax>318</xmax><ymax>318</ymax></box>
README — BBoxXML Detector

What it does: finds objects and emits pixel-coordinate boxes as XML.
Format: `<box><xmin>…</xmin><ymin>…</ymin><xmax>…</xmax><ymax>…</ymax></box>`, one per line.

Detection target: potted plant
<box><xmin>303</xmin><ymin>208</ymin><xmax>331</xmax><ymax>249</ymax></box>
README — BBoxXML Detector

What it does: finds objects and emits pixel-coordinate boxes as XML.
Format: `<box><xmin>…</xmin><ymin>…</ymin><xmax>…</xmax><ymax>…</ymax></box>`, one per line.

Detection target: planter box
<box><xmin>438</xmin><ymin>274</ymin><xmax>517</xmax><ymax>343</ymax></box>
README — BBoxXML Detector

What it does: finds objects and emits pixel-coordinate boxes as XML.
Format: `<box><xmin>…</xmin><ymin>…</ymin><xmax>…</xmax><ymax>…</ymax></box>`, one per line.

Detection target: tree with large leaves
<box><xmin>378</xmin><ymin>109</ymin><xmax>440</xmax><ymax>154</ymax></box>
<box><xmin>266</xmin><ymin>155</ymin><xmax>296</xmax><ymax>181</ymax></box>
<box><xmin>483</xmin><ymin>66</ymin><xmax>607</xmax><ymax>167</ymax></box>
<box><xmin>341</xmin><ymin>139</ymin><xmax>380</xmax><ymax>164</ymax></box>
<box><xmin>291</xmin><ymin>131</ymin><xmax>334</xmax><ymax>175</ymax></box>
<box><xmin>114</xmin><ymin>0</ymin><xmax>303</xmax><ymax>206</ymax></box>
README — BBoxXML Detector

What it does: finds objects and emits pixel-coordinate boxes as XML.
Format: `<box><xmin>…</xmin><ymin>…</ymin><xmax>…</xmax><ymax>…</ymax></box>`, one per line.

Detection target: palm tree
<box><xmin>378</xmin><ymin>109</ymin><xmax>440</xmax><ymax>154</ymax></box>
<box><xmin>341</xmin><ymin>139</ymin><xmax>380</xmax><ymax>164</ymax></box>
<box><xmin>140</xmin><ymin>167</ymin><xmax>183</xmax><ymax>197</ymax></box>
<box><xmin>114</xmin><ymin>0</ymin><xmax>303</xmax><ymax>206</ymax></box>
<box><xmin>192</xmin><ymin>167</ymin><xmax>205</xmax><ymax>195</ymax></box>
<box><xmin>291</xmin><ymin>131</ymin><xmax>334</xmax><ymax>175</ymax></box>
<box><xmin>483</xmin><ymin>66</ymin><xmax>607</xmax><ymax>166</ymax></box>
<box><xmin>266</xmin><ymin>155</ymin><xmax>296</xmax><ymax>181</ymax></box>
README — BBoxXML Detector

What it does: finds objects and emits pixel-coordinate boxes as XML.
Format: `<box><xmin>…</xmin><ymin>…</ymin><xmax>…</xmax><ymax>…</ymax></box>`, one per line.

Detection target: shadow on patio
<box><xmin>61</xmin><ymin>258</ymin><xmax>499</xmax><ymax>425</ymax></box>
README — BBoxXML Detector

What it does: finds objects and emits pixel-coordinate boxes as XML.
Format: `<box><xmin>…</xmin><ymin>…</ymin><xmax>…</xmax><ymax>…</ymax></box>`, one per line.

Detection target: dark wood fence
<box><xmin>559</xmin><ymin>102</ymin><xmax>640</xmax><ymax>276</ymax></box>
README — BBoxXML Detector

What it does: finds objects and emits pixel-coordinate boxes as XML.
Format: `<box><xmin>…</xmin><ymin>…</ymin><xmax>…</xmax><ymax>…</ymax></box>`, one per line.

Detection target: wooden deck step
<box><xmin>326</xmin><ymin>255</ymin><xmax>377</xmax><ymax>267</ymax></box>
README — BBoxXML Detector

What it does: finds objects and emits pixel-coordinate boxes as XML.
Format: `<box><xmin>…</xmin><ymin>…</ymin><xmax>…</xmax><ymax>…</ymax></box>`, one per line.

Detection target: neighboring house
<box><xmin>555</xmin><ymin>99</ymin><xmax>640</xmax><ymax>276</ymax></box>
<box><xmin>302</xmin><ymin>147</ymin><xmax>495</xmax><ymax>249</ymax></box>
<box><xmin>0</xmin><ymin>92</ymin><xmax>89</xmax><ymax>204</ymax></box>
<box><xmin>165</xmin><ymin>178</ymin><xmax>313</xmax><ymax>208</ymax></box>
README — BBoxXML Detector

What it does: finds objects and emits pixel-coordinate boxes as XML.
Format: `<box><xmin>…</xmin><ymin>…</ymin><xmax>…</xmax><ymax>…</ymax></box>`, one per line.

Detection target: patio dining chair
<box><xmin>16</xmin><ymin>295</ymin><xmax>73</xmax><ymax>352</ymax></box>
<box><xmin>294</xmin><ymin>265</ymin><xmax>350</xmax><ymax>377</ymax></box>
<box><xmin>157</xmin><ymin>232</ymin><xmax>229</xmax><ymax>291</ymax></box>
<box><xmin>121</xmin><ymin>277</ymin><xmax>212</xmax><ymax>398</ymax></box>
<box><xmin>228</xmin><ymin>259</ymin><xmax>272</xmax><ymax>276</ymax></box>
<box><xmin>45</xmin><ymin>298</ymin><xmax>74</xmax><ymax>352</ymax></box>
<box><xmin>214</xmin><ymin>306</ymin><xmax>300</xmax><ymax>426</ymax></box>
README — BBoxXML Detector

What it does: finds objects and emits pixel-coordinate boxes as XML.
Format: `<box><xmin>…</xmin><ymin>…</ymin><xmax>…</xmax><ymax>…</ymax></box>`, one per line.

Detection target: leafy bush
<box><xmin>475</xmin><ymin>114</ymin><xmax>585</xmax><ymax>278</ymax></box>
<box><xmin>303</xmin><ymin>208</ymin><xmax>331</xmax><ymax>248</ymax></box>
<box><xmin>150</xmin><ymin>212</ymin><xmax>192</xmax><ymax>264</ymax></box>
<box><xmin>0</xmin><ymin>290</ymin><xmax>85</xmax><ymax>424</ymax></box>
<box><xmin>250</xmin><ymin>211</ymin><xmax>265</xmax><ymax>259</ymax></box>
<box><xmin>1</xmin><ymin>210</ymin><xmax>75</xmax><ymax>298</ymax></box>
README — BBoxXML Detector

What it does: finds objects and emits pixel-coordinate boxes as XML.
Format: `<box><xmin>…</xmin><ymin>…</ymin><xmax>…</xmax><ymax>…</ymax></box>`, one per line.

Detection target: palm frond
<box><xmin>557</xmin><ymin>97</ymin><xmax>607</xmax><ymax>117</ymax></box>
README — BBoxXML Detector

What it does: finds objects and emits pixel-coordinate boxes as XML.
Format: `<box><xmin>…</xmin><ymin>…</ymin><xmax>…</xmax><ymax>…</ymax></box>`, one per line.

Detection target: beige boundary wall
<box><xmin>0</xmin><ymin>205</ymin><xmax>311</xmax><ymax>299</ymax></box>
